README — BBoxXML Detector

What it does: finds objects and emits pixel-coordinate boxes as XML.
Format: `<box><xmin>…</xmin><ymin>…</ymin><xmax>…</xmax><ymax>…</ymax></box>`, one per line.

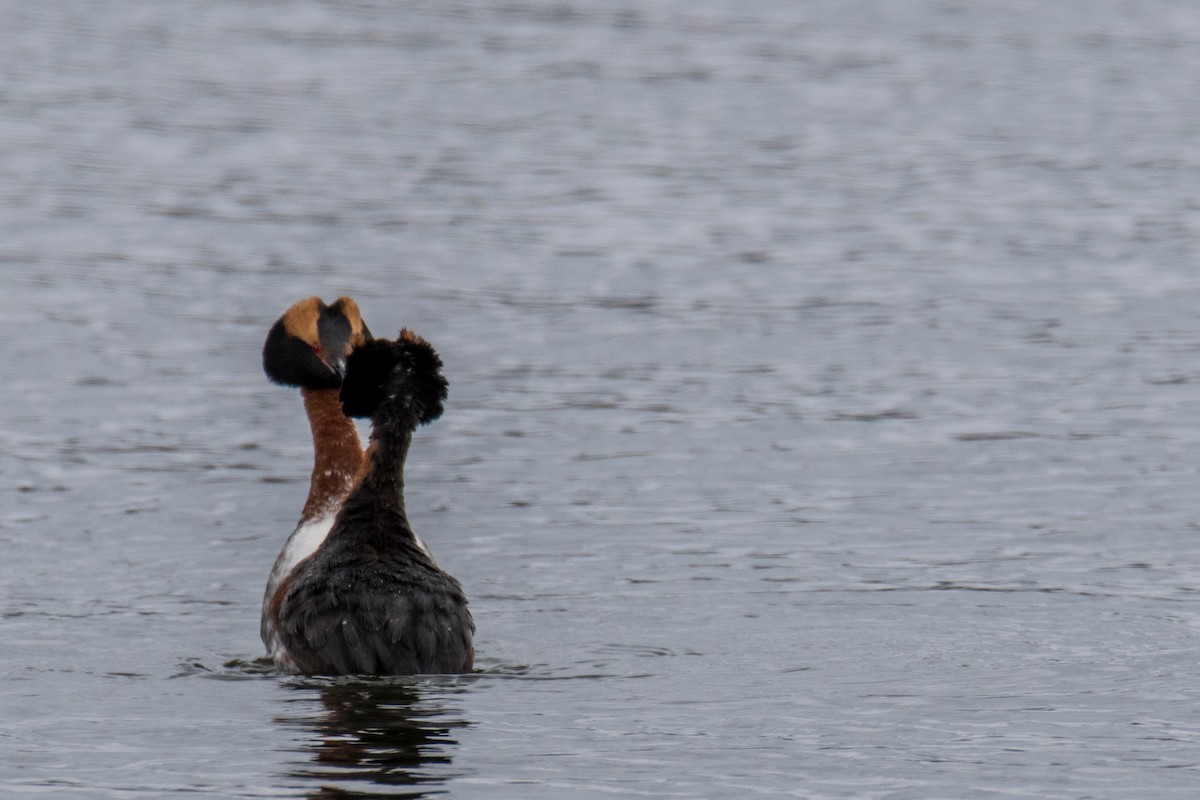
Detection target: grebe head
<box><xmin>263</xmin><ymin>296</ymin><xmax>372</xmax><ymax>389</ymax></box>
<box><xmin>339</xmin><ymin>329</ymin><xmax>447</xmax><ymax>425</ymax></box>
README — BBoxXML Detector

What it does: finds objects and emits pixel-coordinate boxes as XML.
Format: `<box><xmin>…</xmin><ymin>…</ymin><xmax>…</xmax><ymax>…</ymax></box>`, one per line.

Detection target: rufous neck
<box><xmin>299</xmin><ymin>386</ymin><xmax>364</xmax><ymax>521</ymax></box>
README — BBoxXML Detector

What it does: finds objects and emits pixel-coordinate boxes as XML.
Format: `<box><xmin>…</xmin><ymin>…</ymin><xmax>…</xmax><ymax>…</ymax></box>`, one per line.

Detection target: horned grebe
<box><xmin>259</xmin><ymin>296</ymin><xmax>371</xmax><ymax>659</ymax></box>
<box><xmin>266</xmin><ymin>329</ymin><xmax>474</xmax><ymax>675</ymax></box>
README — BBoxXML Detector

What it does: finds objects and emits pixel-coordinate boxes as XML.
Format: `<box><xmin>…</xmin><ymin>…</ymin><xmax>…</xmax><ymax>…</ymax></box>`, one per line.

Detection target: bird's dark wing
<box><xmin>277</xmin><ymin>553</ymin><xmax>473</xmax><ymax>675</ymax></box>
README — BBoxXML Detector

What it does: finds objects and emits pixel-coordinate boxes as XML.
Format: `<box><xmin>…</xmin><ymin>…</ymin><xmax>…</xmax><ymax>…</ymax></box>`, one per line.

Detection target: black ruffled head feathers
<box><xmin>263</xmin><ymin>296</ymin><xmax>372</xmax><ymax>389</ymax></box>
<box><xmin>340</xmin><ymin>329</ymin><xmax>447</xmax><ymax>425</ymax></box>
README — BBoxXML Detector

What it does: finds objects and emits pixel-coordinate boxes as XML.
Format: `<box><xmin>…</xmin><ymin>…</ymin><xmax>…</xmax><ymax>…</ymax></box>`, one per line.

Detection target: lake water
<box><xmin>3</xmin><ymin>1</ymin><xmax>1200</xmax><ymax>797</ymax></box>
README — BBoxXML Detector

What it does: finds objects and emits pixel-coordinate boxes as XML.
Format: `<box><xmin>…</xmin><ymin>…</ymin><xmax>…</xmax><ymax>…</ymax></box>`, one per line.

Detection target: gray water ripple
<box><xmin>5</xmin><ymin>1</ymin><xmax>1200</xmax><ymax>798</ymax></box>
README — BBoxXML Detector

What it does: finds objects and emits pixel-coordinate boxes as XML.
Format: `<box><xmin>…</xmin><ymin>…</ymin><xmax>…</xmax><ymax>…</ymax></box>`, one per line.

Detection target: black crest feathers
<box><xmin>340</xmin><ymin>330</ymin><xmax>447</xmax><ymax>425</ymax></box>
<box><xmin>263</xmin><ymin>318</ymin><xmax>339</xmax><ymax>389</ymax></box>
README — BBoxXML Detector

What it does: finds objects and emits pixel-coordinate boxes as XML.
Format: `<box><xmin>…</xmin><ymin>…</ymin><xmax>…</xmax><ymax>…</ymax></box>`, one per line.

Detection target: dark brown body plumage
<box><xmin>269</xmin><ymin>329</ymin><xmax>474</xmax><ymax>675</ymax></box>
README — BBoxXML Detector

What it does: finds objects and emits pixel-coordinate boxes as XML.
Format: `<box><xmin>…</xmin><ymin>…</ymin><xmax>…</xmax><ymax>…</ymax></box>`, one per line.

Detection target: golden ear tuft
<box><xmin>334</xmin><ymin>296</ymin><xmax>361</xmax><ymax>321</ymax></box>
<box><xmin>279</xmin><ymin>296</ymin><xmax>323</xmax><ymax>344</ymax></box>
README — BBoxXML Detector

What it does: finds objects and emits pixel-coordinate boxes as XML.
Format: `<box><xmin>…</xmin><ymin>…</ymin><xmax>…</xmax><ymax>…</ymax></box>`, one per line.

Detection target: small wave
<box><xmin>171</xmin><ymin>656</ymin><xmax>277</xmax><ymax>680</ymax></box>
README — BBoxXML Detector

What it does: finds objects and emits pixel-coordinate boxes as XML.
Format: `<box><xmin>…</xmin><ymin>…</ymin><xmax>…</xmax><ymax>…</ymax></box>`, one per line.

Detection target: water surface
<box><xmin>3</xmin><ymin>1</ymin><xmax>1200</xmax><ymax>797</ymax></box>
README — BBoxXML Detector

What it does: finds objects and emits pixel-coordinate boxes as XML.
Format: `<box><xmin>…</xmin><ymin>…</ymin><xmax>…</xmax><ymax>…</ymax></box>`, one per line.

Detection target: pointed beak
<box><xmin>327</xmin><ymin>354</ymin><xmax>347</xmax><ymax>379</ymax></box>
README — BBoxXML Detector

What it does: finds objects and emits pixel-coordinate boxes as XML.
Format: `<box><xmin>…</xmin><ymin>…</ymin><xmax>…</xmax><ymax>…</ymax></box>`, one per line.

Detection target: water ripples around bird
<box><xmin>4</xmin><ymin>1</ymin><xmax>1200</xmax><ymax>798</ymax></box>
